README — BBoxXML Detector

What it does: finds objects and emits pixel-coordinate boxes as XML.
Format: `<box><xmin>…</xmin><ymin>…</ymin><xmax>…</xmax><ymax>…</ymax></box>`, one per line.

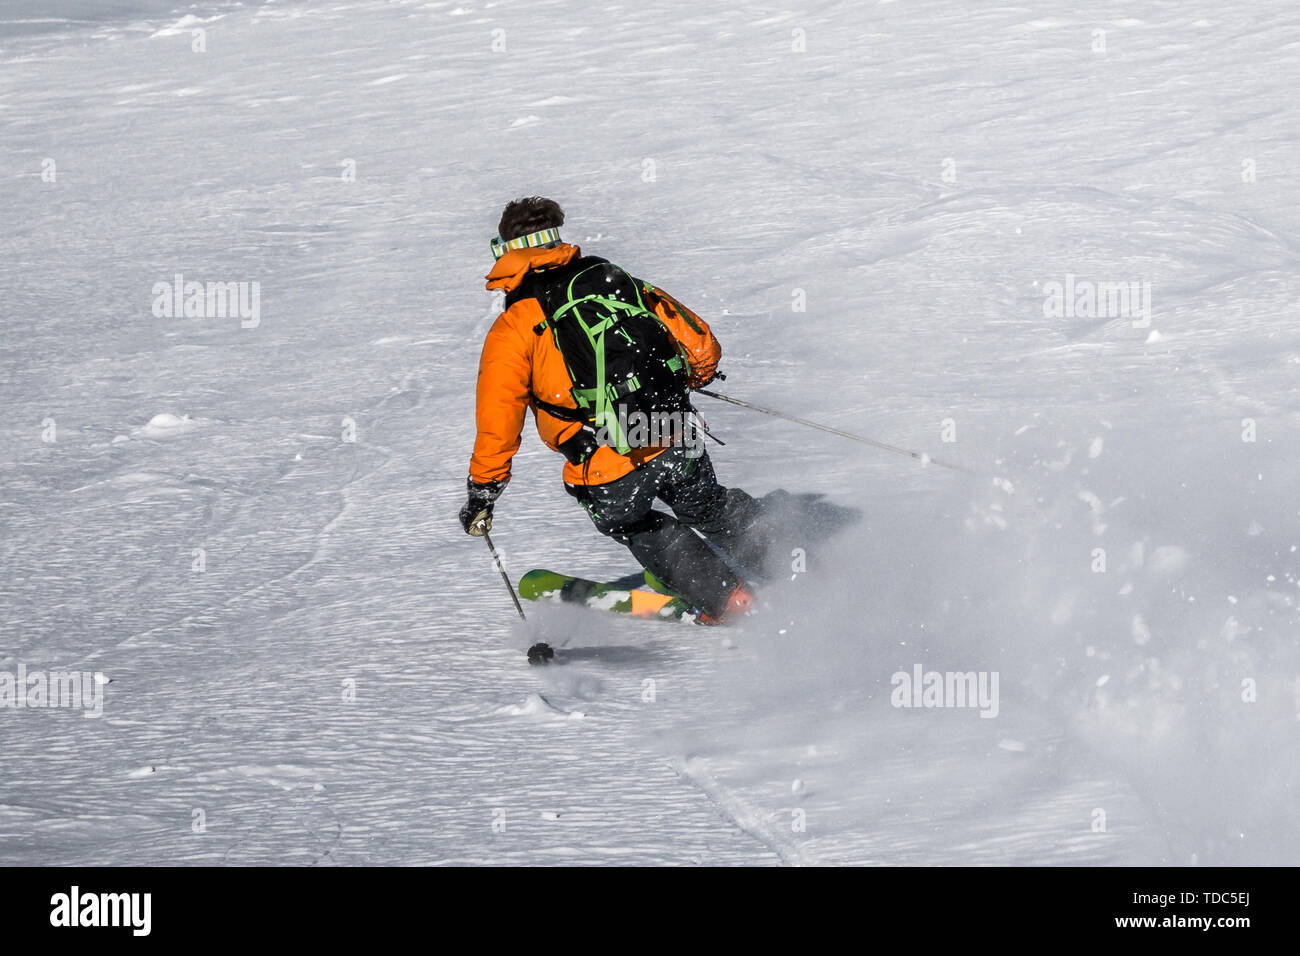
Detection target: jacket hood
<box><xmin>484</xmin><ymin>242</ymin><xmax>581</xmax><ymax>293</ymax></box>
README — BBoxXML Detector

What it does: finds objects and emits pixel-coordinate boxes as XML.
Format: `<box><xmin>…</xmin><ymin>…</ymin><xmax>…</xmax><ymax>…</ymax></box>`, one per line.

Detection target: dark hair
<box><xmin>498</xmin><ymin>196</ymin><xmax>564</xmax><ymax>241</ymax></box>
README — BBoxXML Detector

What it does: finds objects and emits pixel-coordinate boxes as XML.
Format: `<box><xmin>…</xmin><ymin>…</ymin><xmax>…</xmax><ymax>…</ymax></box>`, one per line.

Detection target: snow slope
<box><xmin>1</xmin><ymin>0</ymin><xmax>1297</xmax><ymax>865</ymax></box>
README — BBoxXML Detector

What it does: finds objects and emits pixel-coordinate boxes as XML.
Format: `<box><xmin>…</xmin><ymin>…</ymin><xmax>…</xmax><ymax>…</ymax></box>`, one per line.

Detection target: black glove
<box><xmin>459</xmin><ymin>478</ymin><xmax>505</xmax><ymax>536</ymax></box>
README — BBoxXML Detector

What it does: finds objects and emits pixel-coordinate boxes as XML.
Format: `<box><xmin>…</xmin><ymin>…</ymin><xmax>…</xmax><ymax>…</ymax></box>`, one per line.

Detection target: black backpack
<box><xmin>526</xmin><ymin>257</ymin><xmax>691</xmax><ymax>454</ymax></box>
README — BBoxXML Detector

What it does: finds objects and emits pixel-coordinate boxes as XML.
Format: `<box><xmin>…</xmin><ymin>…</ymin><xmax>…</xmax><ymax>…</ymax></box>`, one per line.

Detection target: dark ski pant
<box><xmin>565</xmin><ymin>446</ymin><xmax>765</xmax><ymax>618</ymax></box>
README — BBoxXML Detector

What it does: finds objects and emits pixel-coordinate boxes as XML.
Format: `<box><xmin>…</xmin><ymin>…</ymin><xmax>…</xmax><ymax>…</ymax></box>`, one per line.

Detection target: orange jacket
<box><xmin>469</xmin><ymin>243</ymin><xmax>721</xmax><ymax>487</ymax></box>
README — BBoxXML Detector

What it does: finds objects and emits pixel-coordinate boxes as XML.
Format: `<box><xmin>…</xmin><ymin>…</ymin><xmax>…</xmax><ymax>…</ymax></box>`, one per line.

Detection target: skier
<box><xmin>458</xmin><ymin>197</ymin><xmax>767</xmax><ymax>624</ymax></box>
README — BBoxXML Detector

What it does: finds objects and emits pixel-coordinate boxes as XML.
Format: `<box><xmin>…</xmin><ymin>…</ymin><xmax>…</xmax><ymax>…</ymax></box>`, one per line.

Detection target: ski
<box><xmin>518</xmin><ymin>569</ymin><xmax>694</xmax><ymax>621</ymax></box>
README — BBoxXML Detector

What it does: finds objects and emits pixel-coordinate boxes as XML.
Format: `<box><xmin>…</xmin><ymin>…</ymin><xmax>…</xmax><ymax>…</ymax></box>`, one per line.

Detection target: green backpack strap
<box><xmin>557</xmin><ymin>295</ymin><xmax>650</xmax><ymax>453</ymax></box>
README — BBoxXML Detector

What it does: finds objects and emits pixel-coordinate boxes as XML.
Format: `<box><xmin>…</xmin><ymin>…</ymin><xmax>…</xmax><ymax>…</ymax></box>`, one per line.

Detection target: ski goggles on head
<box><xmin>489</xmin><ymin>226</ymin><xmax>561</xmax><ymax>260</ymax></box>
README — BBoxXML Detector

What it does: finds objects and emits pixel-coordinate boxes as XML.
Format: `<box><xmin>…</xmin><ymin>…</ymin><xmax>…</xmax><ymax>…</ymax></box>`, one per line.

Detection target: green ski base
<box><xmin>518</xmin><ymin>569</ymin><xmax>693</xmax><ymax>621</ymax></box>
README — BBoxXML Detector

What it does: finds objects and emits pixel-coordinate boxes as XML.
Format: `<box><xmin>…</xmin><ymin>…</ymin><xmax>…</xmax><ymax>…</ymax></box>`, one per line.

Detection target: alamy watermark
<box><xmin>50</xmin><ymin>886</ymin><xmax>150</xmax><ymax>936</ymax></box>
<box><xmin>890</xmin><ymin>664</ymin><xmax>999</xmax><ymax>718</ymax></box>
<box><xmin>152</xmin><ymin>273</ymin><xmax>260</xmax><ymax>328</ymax></box>
<box><xmin>594</xmin><ymin>408</ymin><xmax>705</xmax><ymax>458</ymax></box>
<box><xmin>1042</xmin><ymin>274</ymin><xmax>1151</xmax><ymax>327</ymax></box>
<box><xmin>1</xmin><ymin>665</ymin><xmax>105</xmax><ymax>718</ymax></box>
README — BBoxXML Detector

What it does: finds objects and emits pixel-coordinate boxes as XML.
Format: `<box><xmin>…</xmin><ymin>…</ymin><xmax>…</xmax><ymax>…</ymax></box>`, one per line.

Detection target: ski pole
<box><xmin>482</xmin><ymin>529</ymin><xmax>526</xmax><ymax>621</ymax></box>
<box><xmin>695</xmin><ymin>388</ymin><xmax>978</xmax><ymax>476</ymax></box>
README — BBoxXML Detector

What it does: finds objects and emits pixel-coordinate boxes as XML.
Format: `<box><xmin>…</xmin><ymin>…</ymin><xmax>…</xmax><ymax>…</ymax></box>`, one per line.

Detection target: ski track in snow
<box><xmin>1</xmin><ymin>0</ymin><xmax>1298</xmax><ymax>864</ymax></box>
